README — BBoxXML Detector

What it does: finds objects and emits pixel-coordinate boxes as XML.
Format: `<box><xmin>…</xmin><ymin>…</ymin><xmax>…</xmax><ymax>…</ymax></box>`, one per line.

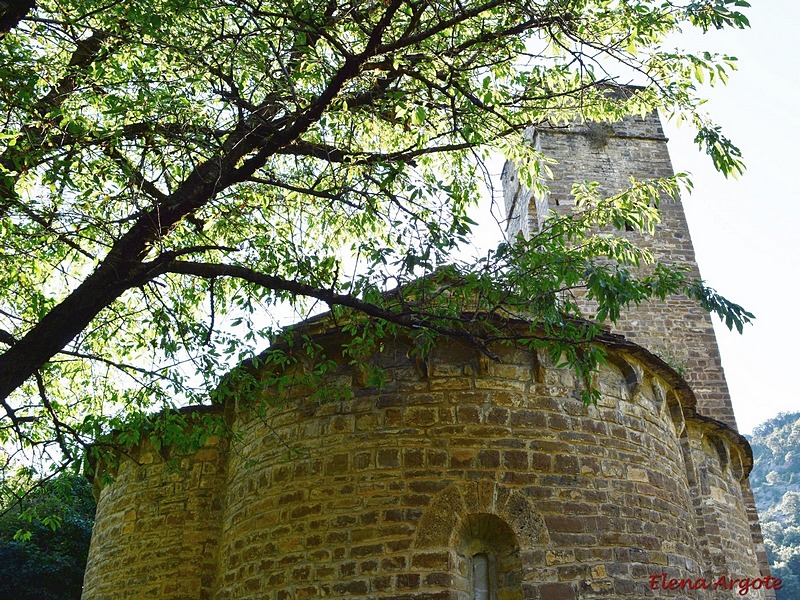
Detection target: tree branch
<box><xmin>0</xmin><ymin>1</ymin><xmax>413</xmax><ymax>401</ymax></box>
<box><xmin>157</xmin><ymin>259</ymin><xmax>506</xmax><ymax>359</ymax></box>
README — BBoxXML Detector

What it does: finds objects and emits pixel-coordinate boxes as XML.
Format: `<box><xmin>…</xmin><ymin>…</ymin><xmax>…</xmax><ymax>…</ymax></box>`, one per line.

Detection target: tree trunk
<box><xmin>0</xmin><ymin>0</ymin><xmax>36</xmax><ymax>37</ymax></box>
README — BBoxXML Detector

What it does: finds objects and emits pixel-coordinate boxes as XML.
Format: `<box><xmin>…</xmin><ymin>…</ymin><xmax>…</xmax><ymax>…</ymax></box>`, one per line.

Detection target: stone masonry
<box><xmin>83</xmin><ymin>108</ymin><xmax>772</xmax><ymax>599</ymax></box>
<box><xmin>501</xmin><ymin>109</ymin><xmax>771</xmax><ymax>589</ymax></box>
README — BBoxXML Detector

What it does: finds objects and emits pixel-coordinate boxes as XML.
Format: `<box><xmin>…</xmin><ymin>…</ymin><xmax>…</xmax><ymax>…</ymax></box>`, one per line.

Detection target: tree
<box><xmin>0</xmin><ymin>0</ymin><xmax>752</xmax><ymax>478</ymax></box>
<box><xmin>747</xmin><ymin>413</ymin><xmax>800</xmax><ymax>599</ymax></box>
<box><xmin>0</xmin><ymin>471</ymin><xmax>95</xmax><ymax>600</ymax></box>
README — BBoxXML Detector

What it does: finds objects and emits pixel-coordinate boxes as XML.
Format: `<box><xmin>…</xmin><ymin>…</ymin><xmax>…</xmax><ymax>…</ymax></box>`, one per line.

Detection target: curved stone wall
<box><xmin>211</xmin><ymin>334</ymin><xmax>761</xmax><ymax>599</ymax></box>
<box><xmin>82</xmin><ymin>431</ymin><xmax>227</xmax><ymax>600</ymax></box>
<box><xmin>83</xmin><ymin>333</ymin><xmax>765</xmax><ymax>599</ymax></box>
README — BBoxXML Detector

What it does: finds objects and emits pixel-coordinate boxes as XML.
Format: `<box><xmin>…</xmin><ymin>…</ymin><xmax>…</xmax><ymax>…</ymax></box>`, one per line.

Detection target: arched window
<box><xmin>454</xmin><ymin>514</ymin><xmax>522</xmax><ymax>600</ymax></box>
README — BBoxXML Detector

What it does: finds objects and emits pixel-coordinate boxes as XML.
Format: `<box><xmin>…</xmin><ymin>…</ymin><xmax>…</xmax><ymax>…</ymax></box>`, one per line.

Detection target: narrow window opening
<box><xmin>472</xmin><ymin>553</ymin><xmax>490</xmax><ymax>600</ymax></box>
<box><xmin>456</xmin><ymin>514</ymin><xmax>522</xmax><ymax>600</ymax></box>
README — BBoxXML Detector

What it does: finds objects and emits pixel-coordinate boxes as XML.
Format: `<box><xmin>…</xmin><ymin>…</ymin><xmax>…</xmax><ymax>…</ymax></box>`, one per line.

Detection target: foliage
<box><xmin>0</xmin><ymin>0</ymin><xmax>753</xmax><ymax>477</ymax></box>
<box><xmin>0</xmin><ymin>471</ymin><xmax>96</xmax><ymax>600</ymax></box>
<box><xmin>747</xmin><ymin>413</ymin><xmax>800</xmax><ymax>600</ymax></box>
<box><xmin>749</xmin><ymin>412</ymin><xmax>800</xmax><ymax>514</ymax></box>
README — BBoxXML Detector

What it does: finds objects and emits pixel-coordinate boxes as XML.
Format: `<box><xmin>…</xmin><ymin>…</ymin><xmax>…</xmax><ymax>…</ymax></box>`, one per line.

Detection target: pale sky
<box><xmin>662</xmin><ymin>1</ymin><xmax>800</xmax><ymax>434</ymax></box>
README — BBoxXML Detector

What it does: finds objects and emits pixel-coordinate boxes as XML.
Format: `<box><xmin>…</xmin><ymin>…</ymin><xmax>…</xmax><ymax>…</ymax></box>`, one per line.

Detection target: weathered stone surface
<box><xmin>83</xmin><ymin>110</ymin><xmax>770</xmax><ymax>600</ymax></box>
<box><xmin>83</xmin><ymin>339</ymin><xmax>766</xmax><ymax>599</ymax></box>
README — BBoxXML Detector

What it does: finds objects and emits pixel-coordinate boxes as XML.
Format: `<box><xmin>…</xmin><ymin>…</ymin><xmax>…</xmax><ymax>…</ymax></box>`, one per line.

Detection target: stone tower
<box><xmin>501</xmin><ymin>108</ymin><xmax>771</xmax><ymax>586</ymax></box>
<box><xmin>502</xmin><ymin>113</ymin><xmax>736</xmax><ymax>427</ymax></box>
<box><xmin>82</xmin><ymin>110</ymin><xmax>774</xmax><ymax>599</ymax></box>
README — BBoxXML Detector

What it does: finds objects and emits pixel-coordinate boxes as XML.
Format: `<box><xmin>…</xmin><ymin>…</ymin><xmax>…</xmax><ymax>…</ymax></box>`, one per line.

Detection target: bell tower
<box><xmin>502</xmin><ymin>111</ymin><xmax>738</xmax><ymax>429</ymax></box>
<box><xmin>501</xmin><ymin>108</ymin><xmax>775</xmax><ymax>590</ymax></box>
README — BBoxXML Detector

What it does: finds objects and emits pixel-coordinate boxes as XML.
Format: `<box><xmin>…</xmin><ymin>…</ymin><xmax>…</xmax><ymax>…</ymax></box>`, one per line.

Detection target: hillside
<box><xmin>747</xmin><ymin>412</ymin><xmax>800</xmax><ymax>599</ymax></box>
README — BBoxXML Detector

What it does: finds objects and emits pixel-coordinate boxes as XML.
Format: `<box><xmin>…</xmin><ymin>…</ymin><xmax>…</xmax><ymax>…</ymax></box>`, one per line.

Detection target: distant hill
<box><xmin>747</xmin><ymin>412</ymin><xmax>800</xmax><ymax>599</ymax></box>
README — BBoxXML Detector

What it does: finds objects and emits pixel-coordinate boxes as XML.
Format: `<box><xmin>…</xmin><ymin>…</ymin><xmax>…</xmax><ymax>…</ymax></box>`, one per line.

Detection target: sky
<box><xmin>661</xmin><ymin>1</ymin><xmax>800</xmax><ymax>435</ymax></box>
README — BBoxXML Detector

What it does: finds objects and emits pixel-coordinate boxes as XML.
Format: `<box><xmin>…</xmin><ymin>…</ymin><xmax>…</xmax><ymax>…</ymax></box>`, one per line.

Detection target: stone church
<box><xmin>82</xmin><ymin>109</ymin><xmax>773</xmax><ymax>599</ymax></box>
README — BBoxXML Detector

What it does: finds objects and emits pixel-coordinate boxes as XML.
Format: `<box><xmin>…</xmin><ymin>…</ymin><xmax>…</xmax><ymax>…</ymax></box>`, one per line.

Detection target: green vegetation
<box><xmin>0</xmin><ymin>0</ymin><xmax>752</xmax><ymax>482</ymax></box>
<box><xmin>0</xmin><ymin>472</ymin><xmax>96</xmax><ymax>600</ymax></box>
<box><xmin>747</xmin><ymin>412</ymin><xmax>800</xmax><ymax>600</ymax></box>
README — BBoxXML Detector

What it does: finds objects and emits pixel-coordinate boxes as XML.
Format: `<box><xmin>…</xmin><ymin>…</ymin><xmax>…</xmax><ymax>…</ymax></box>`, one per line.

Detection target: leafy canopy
<box><xmin>0</xmin><ymin>470</ymin><xmax>95</xmax><ymax>600</ymax></box>
<box><xmin>0</xmin><ymin>0</ymin><xmax>752</xmax><ymax>476</ymax></box>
